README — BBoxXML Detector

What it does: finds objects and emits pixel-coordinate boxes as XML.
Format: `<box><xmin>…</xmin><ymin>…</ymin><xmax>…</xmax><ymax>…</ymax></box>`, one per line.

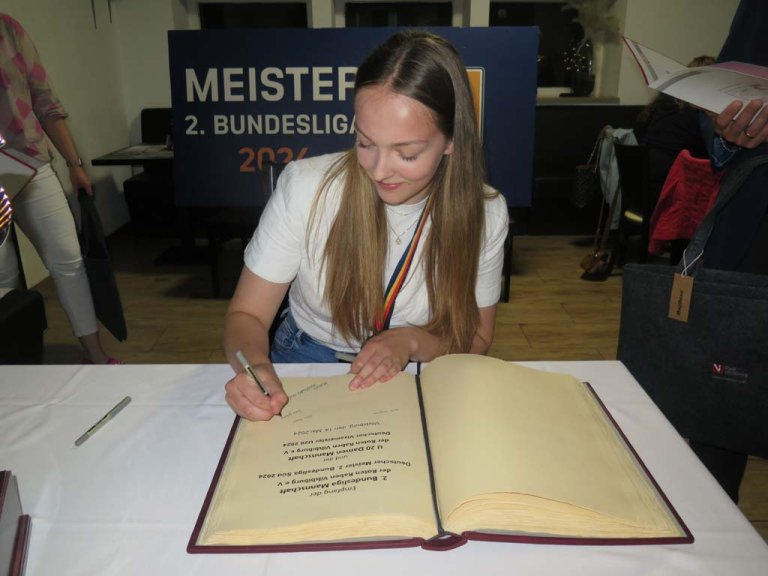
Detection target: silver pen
<box><xmin>75</xmin><ymin>396</ymin><xmax>131</xmax><ymax>446</ymax></box>
<box><xmin>335</xmin><ymin>351</ymin><xmax>357</xmax><ymax>363</ymax></box>
<box><xmin>235</xmin><ymin>350</ymin><xmax>270</xmax><ymax>396</ymax></box>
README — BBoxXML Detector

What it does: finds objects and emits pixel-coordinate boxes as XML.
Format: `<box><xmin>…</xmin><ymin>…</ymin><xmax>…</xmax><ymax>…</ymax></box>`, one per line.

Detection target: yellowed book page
<box><xmin>199</xmin><ymin>371</ymin><xmax>436</xmax><ymax>545</ymax></box>
<box><xmin>420</xmin><ymin>355</ymin><xmax>677</xmax><ymax>536</ymax></box>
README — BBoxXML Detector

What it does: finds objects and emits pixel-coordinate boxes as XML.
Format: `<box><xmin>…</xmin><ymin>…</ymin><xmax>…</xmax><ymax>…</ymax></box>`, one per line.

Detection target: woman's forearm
<box><xmin>469</xmin><ymin>330</ymin><xmax>493</xmax><ymax>355</ymax></box>
<box><xmin>399</xmin><ymin>312</ymin><xmax>495</xmax><ymax>360</ymax></box>
<box><xmin>406</xmin><ymin>326</ymin><xmax>445</xmax><ymax>362</ymax></box>
<box><xmin>40</xmin><ymin>115</ymin><xmax>93</xmax><ymax>193</ymax></box>
<box><xmin>469</xmin><ymin>305</ymin><xmax>497</xmax><ymax>355</ymax></box>
<box><xmin>39</xmin><ymin>116</ymin><xmax>80</xmax><ymax>164</ymax></box>
<box><xmin>223</xmin><ymin>310</ymin><xmax>273</xmax><ymax>373</ymax></box>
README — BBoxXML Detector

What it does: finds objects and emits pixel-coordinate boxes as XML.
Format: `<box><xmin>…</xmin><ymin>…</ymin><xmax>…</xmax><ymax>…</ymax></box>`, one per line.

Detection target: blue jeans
<box><xmin>270</xmin><ymin>310</ymin><xmax>339</xmax><ymax>363</ymax></box>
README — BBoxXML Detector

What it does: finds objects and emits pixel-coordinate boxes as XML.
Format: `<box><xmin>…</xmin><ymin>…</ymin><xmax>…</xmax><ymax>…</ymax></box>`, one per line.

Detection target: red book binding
<box><xmin>0</xmin><ymin>471</ymin><xmax>31</xmax><ymax>575</ymax></box>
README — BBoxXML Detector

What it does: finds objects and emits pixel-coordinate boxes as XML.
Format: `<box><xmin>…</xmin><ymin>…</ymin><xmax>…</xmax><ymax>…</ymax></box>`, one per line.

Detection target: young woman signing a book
<box><xmin>223</xmin><ymin>30</ymin><xmax>508</xmax><ymax>422</ymax></box>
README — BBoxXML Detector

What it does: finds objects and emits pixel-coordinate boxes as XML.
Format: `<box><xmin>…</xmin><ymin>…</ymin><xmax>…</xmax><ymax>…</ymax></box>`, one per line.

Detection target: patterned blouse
<box><xmin>0</xmin><ymin>14</ymin><xmax>67</xmax><ymax>163</ymax></box>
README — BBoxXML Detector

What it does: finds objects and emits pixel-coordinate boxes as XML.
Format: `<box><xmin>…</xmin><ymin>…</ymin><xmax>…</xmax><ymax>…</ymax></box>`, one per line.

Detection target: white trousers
<box><xmin>0</xmin><ymin>163</ymin><xmax>98</xmax><ymax>336</ymax></box>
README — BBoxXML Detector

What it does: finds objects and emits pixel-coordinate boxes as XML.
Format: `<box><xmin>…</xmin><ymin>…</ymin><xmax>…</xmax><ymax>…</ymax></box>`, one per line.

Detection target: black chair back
<box><xmin>614</xmin><ymin>143</ymin><xmax>649</xmax><ymax>218</ymax></box>
<box><xmin>140</xmin><ymin>108</ymin><xmax>172</xmax><ymax>144</ymax></box>
<box><xmin>207</xmin><ymin>161</ymin><xmax>286</xmax><ymax>297</ymax></box>
<box><xmin>614</xmin><ymin>142</ymin><xmax>651</xmax><ymax>264</ymax></box>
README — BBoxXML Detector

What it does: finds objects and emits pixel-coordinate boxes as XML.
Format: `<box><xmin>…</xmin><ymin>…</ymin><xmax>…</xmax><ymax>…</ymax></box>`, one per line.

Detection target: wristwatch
<box><xmin>65</xmin><ymin>157</ymin><xmax>84</xmax><ymax>168</ymax></box>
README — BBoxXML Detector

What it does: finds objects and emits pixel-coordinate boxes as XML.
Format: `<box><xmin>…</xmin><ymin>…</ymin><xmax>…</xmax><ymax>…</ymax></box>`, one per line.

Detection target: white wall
<box><xmin>113</xmin><ymin>0</ymin><xmax>177</xmax><ymax>143</ymax></box>
<box><xmin>4</xmin><ymin>0</ymin><xmax>131</xmax><ymax>287</ymax></box>
<box><xmin>619</xmin><ymin>0</ymin><xmax>740</xmax><ymax>104</ymax></box>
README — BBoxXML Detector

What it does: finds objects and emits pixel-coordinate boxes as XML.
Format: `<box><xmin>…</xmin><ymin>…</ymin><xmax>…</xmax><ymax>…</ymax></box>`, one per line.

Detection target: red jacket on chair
<box><xmin>648</xmin><ymin>149</ymin><xmax>723</xmax><ymax>255</ymax></box>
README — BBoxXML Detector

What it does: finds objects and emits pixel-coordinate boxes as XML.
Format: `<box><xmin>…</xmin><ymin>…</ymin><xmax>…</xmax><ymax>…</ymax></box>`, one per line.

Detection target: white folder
<box><xmin>0</xmin><ymin>148</ymin><xmax>38</xmax><ymax>200</ymax></box>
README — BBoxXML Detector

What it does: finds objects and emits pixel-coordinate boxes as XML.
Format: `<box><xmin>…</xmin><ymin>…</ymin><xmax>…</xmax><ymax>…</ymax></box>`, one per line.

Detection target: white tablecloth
<box><xmin>1</xmin><ymin>361</ymin><xmax>766</xmax><ymax>575</ymax></box>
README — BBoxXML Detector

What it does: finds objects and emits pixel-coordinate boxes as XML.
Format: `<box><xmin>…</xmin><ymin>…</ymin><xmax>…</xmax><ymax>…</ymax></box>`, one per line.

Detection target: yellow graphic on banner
<box><xmin>466</xmin><ymin>68</ymin><xmax>485</xmax><ymax>139</ymax></box>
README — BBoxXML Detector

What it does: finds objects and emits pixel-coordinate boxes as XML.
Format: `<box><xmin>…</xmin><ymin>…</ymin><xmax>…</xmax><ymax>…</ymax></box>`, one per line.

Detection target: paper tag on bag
<box><xmin>668</xmin><ymin>273</ymin><xmax>693</xmax><ymax>322</ymax></box>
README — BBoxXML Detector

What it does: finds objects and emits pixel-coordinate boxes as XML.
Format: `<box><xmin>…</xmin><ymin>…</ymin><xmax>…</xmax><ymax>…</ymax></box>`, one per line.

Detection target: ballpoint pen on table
<box><xmin>74</xmin><ymin>396</ymin><xmax>131</xmax><ymax>446</ymax></box>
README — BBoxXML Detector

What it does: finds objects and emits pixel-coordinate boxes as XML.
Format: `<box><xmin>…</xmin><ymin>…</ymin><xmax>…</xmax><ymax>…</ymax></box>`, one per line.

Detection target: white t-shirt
<box><xmin>244</xmin><ymin>152</ymin><xmax>509</xmax><ymax>352</ymax></box>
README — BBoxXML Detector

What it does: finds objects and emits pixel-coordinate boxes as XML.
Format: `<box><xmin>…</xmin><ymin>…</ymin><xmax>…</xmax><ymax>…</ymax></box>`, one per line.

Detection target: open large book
<box><xmin>188</xmin><ymin>355</ymin><xmax>691</xmax><ymax>552</ymax></box>
<box><xmin>624</xmin><ymin>37</ymin><xmax>768</xmax><ymax>115</ymax></box>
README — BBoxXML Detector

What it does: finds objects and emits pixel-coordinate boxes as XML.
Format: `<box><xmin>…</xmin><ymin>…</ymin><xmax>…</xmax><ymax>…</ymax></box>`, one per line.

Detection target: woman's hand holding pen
<box><xmin>225</xmin><ymin>362</ymin><xmax>288</xmax><ymax>421</ymax></box>
<box><xmin>348</xmin><ymin>328</ymin><xmax>414</xmax><ymax>390</ymax></box>
<box><xmin>223</xmin><ymin>274</ymin><xmax>291</xmax><ymax>420</ymax></box>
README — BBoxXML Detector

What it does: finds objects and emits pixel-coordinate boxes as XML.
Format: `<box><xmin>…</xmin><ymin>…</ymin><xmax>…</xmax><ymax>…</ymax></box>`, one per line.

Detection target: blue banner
<box><xmin>168</xmin><ymin>27</ymin><xmax>537</xmax><ymax>207</ymax></box>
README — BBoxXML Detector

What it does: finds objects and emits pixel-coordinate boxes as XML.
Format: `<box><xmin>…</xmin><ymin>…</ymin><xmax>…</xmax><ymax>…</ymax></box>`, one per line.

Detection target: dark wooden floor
<box><xmin>34</xmin><ymin>227</ymin><xmax>767</xmax><ymax>543</ymax></box>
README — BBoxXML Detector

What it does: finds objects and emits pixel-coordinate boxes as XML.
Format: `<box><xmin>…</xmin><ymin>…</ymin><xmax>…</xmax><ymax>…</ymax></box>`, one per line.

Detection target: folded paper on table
<box><xmin>188</xmin><ymin>354</ymin><xmax>692</xmax><ymax>553</ymax></box>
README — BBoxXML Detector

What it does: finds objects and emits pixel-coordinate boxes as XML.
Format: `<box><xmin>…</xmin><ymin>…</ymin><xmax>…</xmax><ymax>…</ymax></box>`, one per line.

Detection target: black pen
<box><xmin>235</xmin><ymin>350</ymin><xmax>270</xmax><ymax>396</ymax></box>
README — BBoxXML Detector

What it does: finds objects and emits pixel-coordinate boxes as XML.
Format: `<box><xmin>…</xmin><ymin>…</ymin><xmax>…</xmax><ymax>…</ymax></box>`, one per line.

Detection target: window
<box><xmin>345</xmin><ymin>2</ymin><xmax>453</xmax><ymax>27</ymax></box>
<box><xmin>199</xmin><ymin>2</ymin><xmax>308</xmax><ymax>28</ymax></box>
<box><xmin>490</xmin><ymin>2</ymin><xmax>583</xmax><ymax>88</ymax></box>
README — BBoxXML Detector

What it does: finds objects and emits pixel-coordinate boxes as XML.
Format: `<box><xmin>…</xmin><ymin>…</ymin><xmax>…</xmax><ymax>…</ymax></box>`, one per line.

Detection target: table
<box><xmin>1</xmin><ymin>361</ymin><xmax>766</xmax><ymax>575</ymax></box>
<box><xmin>91</xmin><ymin>144</ymin><xmax>173</xmax><ymax>166</ymax></box>
<box><xmin>92</xmin><ymin>143</ymin><xmax>213</xmax><ymax>267</ymax></box>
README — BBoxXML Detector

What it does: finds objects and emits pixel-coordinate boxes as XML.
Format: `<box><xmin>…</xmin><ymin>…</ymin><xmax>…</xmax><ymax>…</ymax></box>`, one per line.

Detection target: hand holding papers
<box><xmin>713</xmin><ymin>99</ymin><xmax>768</xmax><ymax>149</ymax></box>
<box><xmin>624</xmin><ymin>38</ymin><xmax>768</xmax><ymax>115</ymax></box>
<box><xmin>624</xmin><ymin>38</ymin><xmax>768</xmax><ymax>148</ymax></box>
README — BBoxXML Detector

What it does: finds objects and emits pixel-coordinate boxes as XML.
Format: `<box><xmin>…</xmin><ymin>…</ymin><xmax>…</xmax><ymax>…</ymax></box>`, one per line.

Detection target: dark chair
<box><xmin>122</xmin><ymin>108</ymin><xmax>175</xmax><ymax>234</ymax></box>
<box><xmin>613</xmin><ymin>142</ymin><xmax>651</xmax><ymax>266</ymax></box>
<box><xmin>0</xmin><ymin>226</ymin><xmax>46</xmax><ymax>364</ymax></box>
<box><xmin>0</xmin><ymin>289</ymin><xmax>47</xmax><ymax>364</ymax></box>
<box><xmin>206</xmin><ymin>162</ymin><xmax>284</xmax><ymax>297</ymax></box>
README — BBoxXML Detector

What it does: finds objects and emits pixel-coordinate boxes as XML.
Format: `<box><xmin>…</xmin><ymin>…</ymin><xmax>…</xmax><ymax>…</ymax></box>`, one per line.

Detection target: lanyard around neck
<box><xmin>375</xmin><ymin>195</ymin><xmax>434</xmax><ymax>333</ymax></box>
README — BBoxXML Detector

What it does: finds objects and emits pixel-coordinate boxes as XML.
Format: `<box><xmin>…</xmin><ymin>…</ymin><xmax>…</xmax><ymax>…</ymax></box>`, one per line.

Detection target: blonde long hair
<box><xmin>312</xmin><ymin>31</ymin><xmax>493</xmax><ymax>352</ymax></box>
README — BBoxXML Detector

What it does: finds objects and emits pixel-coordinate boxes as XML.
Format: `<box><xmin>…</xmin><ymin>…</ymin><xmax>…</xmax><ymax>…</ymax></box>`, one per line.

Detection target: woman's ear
<box><xmin>444</xmin><ymin>139</ymin><xmax>454</xmax><ymax>155</ymax></box>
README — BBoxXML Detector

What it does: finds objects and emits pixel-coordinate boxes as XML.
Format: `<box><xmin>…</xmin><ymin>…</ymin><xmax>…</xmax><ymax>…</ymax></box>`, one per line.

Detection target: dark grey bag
<box><xmin>617</xmin><ymin>155</ymin><xmax>768</xmax><ymax>458</ymax></box>
<box><xmin>78</xmin><ymin>189</ymin><xmax>128</xmax><ymax>342</ymax></box>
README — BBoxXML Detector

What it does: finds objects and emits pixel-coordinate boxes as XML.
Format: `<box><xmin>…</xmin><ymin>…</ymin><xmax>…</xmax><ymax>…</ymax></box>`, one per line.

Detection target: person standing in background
<box><xmin>688</xmin><ymin>0</ymin><xmax>768</xmax><ymax>503</ymax></box>
<box><xmin>707</xmin><ymin>0</ymin><xmax>768</xmax><ymax>159</ymax></box>
<box><xmin>634</xmin><ymin>56</ymin><xmax>717</xmax><ymax>263</ymax></box>
<box><xmin>0</xmin><ymin>13</ymin><xmax>118</xmax><ymax>364</ymax></box>
<box><xmin>634</xmin><ymin>55</ymin><xmax>715</xmax><ymax>211</ymax></box>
